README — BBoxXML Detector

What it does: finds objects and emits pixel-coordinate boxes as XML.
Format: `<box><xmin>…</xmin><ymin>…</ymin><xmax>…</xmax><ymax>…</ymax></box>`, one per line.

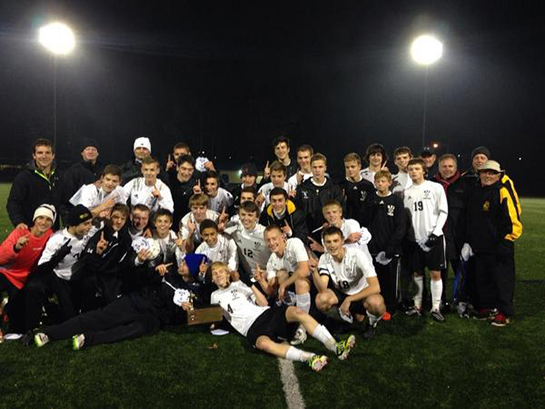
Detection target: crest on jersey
<box><xmin>423</xmin><ymin>190</ymin><xmax>431</xmax><ymax>199</ymax></box>
<box><xmin>360</xmin><ymin>191</ymin><xmax>368</xmax><ymax>202</ymax></box>
<box><xmin>483</xmin><ymin>201</ymin><xmax>490</xmax><ymax>212</ymax></box>
<box><xmin>387</xmin><ymin>205</ymin><xmax>395</xmax><ymax>216</ymax></box>
<box><xmin>253</xmin><ymin>241</ymin><xmax>262</xmax><ymax>250</ymax></box>
<box><xmin>231</xmin><ymin>289</ymin><xmax>239</xmax><ymax>299</ymax></box>
<box><xmin>302</xmin><ymin>191</ymin><xmax>309</xmax><ymax>200</ymax></box>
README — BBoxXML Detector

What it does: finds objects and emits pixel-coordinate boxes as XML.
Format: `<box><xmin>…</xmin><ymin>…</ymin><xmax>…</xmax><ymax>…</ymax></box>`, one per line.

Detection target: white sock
<box><xmin>296</xmin><ymin>292</ymin><xmax>311</xmax><ymax>314</ymax></box>
<box><xmin>285</xmin><ymin>346</ymin><xmax>314</xmax><ymax>362</ymax></box>
<box><xmin>413</xmin><ymin>275</ymin><xmax>424</xmax><ymax>309</ymax></box>
<box><xmin>311</xmin><ymin>324</ymin><xmax>336</xmax><ymax>352</ymax></box>
<box><xmin>367</xmin><ymin>311</ymin><xmax>381</xmax><ymax>326</ymax></box>
<box><xmin>431</xmin><ymin>279</ymin><xmax>443</xmax><ymax>311</ymax></box>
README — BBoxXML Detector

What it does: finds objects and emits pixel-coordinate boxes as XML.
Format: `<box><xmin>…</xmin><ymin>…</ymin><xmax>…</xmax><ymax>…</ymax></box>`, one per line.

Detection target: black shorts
<box><xmin>330</xmin><ymin>286</ymin><xmax>367</xmax><ymax>316</ymax></box>
<box><xmin>408</xmin><ymin>237</ymin><xmax>446</xmax><ymax>272</ymax></box>
<box><xmin>246</xmin><ymin>305</ymin><xmax>297</xmax><ymax>347</ymax></box>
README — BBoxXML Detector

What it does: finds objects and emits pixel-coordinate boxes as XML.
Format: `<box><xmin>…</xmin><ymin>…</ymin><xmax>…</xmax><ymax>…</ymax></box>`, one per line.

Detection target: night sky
<box><xmin>0</xmin><ymin>0</ymin><xmax>543</xmax><ymax>194</ymax></box>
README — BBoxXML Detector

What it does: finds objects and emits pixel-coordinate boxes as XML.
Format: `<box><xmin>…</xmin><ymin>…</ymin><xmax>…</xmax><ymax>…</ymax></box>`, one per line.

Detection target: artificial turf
<box><xmin>0</xmin><ymin>185</ymin><xmax>544</xmax><ymax>408</ymax></box>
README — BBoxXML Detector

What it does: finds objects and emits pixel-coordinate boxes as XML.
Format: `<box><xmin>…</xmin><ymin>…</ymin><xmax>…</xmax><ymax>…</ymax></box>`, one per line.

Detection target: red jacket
<box><xmin>0</xmin><ymin>228</ymin><xmax>53</xmax><ymax>289</ymax></box>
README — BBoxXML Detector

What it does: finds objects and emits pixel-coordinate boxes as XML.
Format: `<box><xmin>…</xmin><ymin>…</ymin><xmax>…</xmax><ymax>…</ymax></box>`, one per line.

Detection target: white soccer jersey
<box><xmin>38</xmin><ymin>228</ymin><xmax>95</xmax><ymax>280</ymax></box>
<box><xmin>287</xmin><ymin>171</ymin><xmax>312</xmax><ymax>191</ymax></box>
<box><xmin>266</xmin><ymin>237</ymin><xmax>309</xmax><ymax>280</ymax></box>
<box><xmin>360</xmin><ymin>168</ymin><xmax>376</xmax><ymax>185</ymax></box>
<box><xmin>208</xmin><ymin>188</ymin><xmax>234</xmax><ymax>213</ymax></box>
<box><xmin>258</xmin><ymin>181</ymin><xmax>290</xmax><ymax>208</ymax></box>
<box><xmin>123</xmin><ymin>177</ymin><xmax>174</xmax><ymax>213</ymax></box>
<box><xmin>154</xmin><ymin>230</ymin><xmax>179</xmax><ymax>264</ymax></box>
<box><xmin>225</xmin><ymin>223</ymin><xmax>271</xmax><ymax>274</ymax></box>
<box><xmin>392</xmin><ymin>172</ymin><xmax>412</xmax><ymax>198</ymax></box>
<box><xmin>321</xmin><ymin>218</ymin><xmax>372</xmax><ymax>254</ymax></box>
<box><xmin>70</xmin><ymin>184</ymin><xmax>127</xmax><ymax>209</ymax></box>
<box><xmin>403</xmin><ymin>180</ymin><xmax>448</xmax><ymax>242</ymax></box>
<box><xmin>196</xmin><ymin>234</ymin><xmax>239</xmax><ymax>271</ymax></box>
<box><xmin>179</xmin><ymin>210</ymin><xmax>220</xmax><ymax>242</ymax></box>
<box><xmin>318</xmin><ymin>247</ymin><xmax>377</xmax><ymax>295</ymax></box>
<box><xmin>211</xmin><ymin>281</ymin><xmax>269</xmax><ymax>336</ymax></box>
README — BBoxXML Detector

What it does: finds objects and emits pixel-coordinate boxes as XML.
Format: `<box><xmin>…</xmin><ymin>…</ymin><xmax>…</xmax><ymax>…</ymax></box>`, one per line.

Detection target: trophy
<box><xmin>186</xmin><ymin>292</ymin><xmax>223</xmax><ymax>326</ymax></box>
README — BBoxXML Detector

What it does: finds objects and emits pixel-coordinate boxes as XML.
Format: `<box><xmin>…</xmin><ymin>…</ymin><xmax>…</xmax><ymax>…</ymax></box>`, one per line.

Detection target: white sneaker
<box><xmin>4</xmin><ymin>333</ymin><xmax>23</xmax><ymax>341</ymax></box>
<box><xmin>290</xmin><ymin>326</ymin><xmax>307</xmax><ymax>345</ymax></box>
<box><xmin>34</xmin><ymin>332</ymin><xmax>50</xmax><ymax>347</ymax></box>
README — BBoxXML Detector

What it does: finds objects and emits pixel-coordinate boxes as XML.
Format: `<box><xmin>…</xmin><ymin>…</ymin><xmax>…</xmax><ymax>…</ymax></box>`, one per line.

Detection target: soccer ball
<box><xmin>132</xmin><ymin>237</ymin><xmax>161</xmax><ymax>260</ymax></box>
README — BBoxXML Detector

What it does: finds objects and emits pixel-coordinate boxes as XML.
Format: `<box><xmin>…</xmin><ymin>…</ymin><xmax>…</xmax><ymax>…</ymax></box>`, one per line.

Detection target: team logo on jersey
<box><xmin>359</xmin><ymin>191</ymin><xmax>368</xmax><ymax>202</ymax></box>
<box><xmin>253</xmin><ymin>241</ymin><xmax>262</xmax><ymax>250</ymax></box>
<box><xmin>483</xmin><ymin>201</ymin><xmax>490</xmax><ymax>212</ymax></box>
<box><xmin>387</xmin><ymin>205</ymin><xmax>395</xmax><ymax>216</ymax></box>
<box><xmin>423</xmin><ymin>190</ymin><xmax>431</xmax><ymax>199</ymax></box>
<box><xmin>302</xmin><ymin>191</ymin><xmax>309</xmax><ymax>200</ymax></box>
<box><xmin>230</xmin><ymin>289</ymin><xmax>239</xmax><ymax>299</ymax></box>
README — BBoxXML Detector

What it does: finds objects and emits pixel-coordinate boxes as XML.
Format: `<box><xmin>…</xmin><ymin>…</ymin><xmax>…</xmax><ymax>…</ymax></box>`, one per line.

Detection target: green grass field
<box><xmin>0</xmin><ymin>184</ymin><xmax>544</xmax><ymax>408</ymax></box>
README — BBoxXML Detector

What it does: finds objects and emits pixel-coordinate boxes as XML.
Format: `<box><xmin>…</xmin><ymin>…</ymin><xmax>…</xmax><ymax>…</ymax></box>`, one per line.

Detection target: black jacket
<box><xmin>6</xmin><ymin>161</ymin><xmax>60</xmax><ymax>227</ymax></box>
<box><xmin>60</xmin><ymin>159</ymin><xmax>104</xmax><ymax>221</ymax></box>
<box><xmin>259</xmin><ymin>199</ymin><xmax>310</xmax><ymax>245</ymax></box>
<box><xmin>339</xmin><ymin>178</ymin><xmax>375</xmax><ymax>227</ymax></box>
<box><xmin>167</xmin><ymin>175</ymin><xmax>197</xmax><ymax>229</ymax></box>
<box><xmin>367</xmin><ymin>193</ymin><xmax>407</xmax><ymax>257</ymax></box>
<box><xmin>295</xmin><ymin>177</ymin><xmax>344</xmax><ymax>234</ymax></box>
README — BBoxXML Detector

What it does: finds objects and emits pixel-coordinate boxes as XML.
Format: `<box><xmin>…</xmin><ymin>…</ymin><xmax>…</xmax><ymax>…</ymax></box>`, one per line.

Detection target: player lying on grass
<box><xmin>210</xmin><ymin>261</ymin><xmax>356</xmax><ymax>372</ymax></box>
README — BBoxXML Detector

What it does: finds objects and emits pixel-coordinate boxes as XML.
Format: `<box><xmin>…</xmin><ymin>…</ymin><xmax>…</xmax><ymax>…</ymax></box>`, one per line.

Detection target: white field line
<box><xmin>277</xmin><ymin>358</ymin><xmax>306</xmax><ymax>409</ymax></box>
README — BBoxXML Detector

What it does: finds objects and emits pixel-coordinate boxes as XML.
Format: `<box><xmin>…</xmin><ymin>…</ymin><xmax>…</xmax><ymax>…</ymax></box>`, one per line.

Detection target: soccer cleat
<box><xmin>405</xmin><ymin>306</ymin><xmax>422</xmax><ymax>317</ymax></box>
<box><xmin>34</xmin><ymin>332</ymin><xmax>50</xmax><ymax>348</ymax></box>
<box><xmin>336</xmin><ymin>334</ymin><xmax>356</xmax><ymax>360</ymax></box>
<box><xmin>361</xmin><ymin>323</ymin><xmax>377</xmax><ymax>340</ymax></box>
<box><xmin>430</xmin><ymin>309</ymin><xmax>446</xmax><ymax>322</ymax></box>
<box><xmin>491</xmin><ymin>313</ymin><xmax>510</xmax><ymax>327</ymax></box>
<box><xmin>72</xmin><ymin>334</ymin><xmax>85</xmax><ymax>350</ymax></box>
<box><xmin>308</xmin><ymin>355</ymin><xmax>328</xmax><ymax>372</ymax></box>
<box><xmin>290</xmin><ymin>326</ymin><xmax>308</xmax><ymax>346</ymax></box>
<box><xmin>472</xmin><ymin>308</ymin><xmax>498</xmax><ymax>321</ymax></box>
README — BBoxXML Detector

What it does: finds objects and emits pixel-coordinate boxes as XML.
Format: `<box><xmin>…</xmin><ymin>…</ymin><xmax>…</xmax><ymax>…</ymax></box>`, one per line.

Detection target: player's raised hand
<box><xmin>308</xmin><ymin>257</ymin><xmax>318</xmax><ymax>272</ymax></box>
<box><xmin>175</xmin><ymin>236</ymin><xmax>184</xmax><ymax>250</ymax></box>
<box><xmin>308</xmin><ymin>236</ymin><xmax>324</xmax><ymax>253</ymax></box>
<box><xmin>199</xmin><ymin>259</ymin><xmax>208</xmax><ymax>276</ymax></box>
<box><xmin>346</xmin><ymin>231</ymin><xmax>363</xmax><ymax>244</ymax></box>
<box><xmin>166</xmin><ymin>154</ymin><xmax>175</xmax><ymax>171</ymax></box>
<box><xmin>155</xmin><ymin>262</ymin><xmax>173</xmax><ymax>276</ymax></box>
<box><xmin>15</xmin><ymin>233</ymin><xmax>31</xmax><ymax>251</ymax></box>
<box><xmin>288</xmin><ymin>186</ymin><xmax>296</xmax><ymax>198</ymax></box>
<box><xmin>381</xmin><ymin>160</ymin><xmax>389</xmax><ymax>171</ymax></box>
<box><xmin>263</xmin><ymin>161</ymin><xmax>271</xmax><ymax>179</ymax></box>
<box><xmin>255</xmin><ymin>192</ymin><xmax>265</xmax><ymax>207</ymax></box>
<box><xmin>254</xmin><ymin>265</ymin><xmax>265</xmax><ymax>282</ymax></box>
<box><xmin>143</xmin><ymin>228</ymin><xmax>153</xmax><ymax>238</ymax></box>
<box><xmin>296</xmin><ymin>171</ymin><xmax>303</xmax><ymax>185</ymax></box>
<box><xmin>137</xmin><ymin>248</ymin><xmax>152</xmax><ymax>263</ymax></box>
<box><xmin>151</xmin><ymin>185</ymin><xmax>162</xmax><ymax>199</ymax></box>
<box><xmin>15</xmin><ymin>223</ymin><xmax>29</xmax><ymax>230</ymax></box>
<box><xmin>193</xmin><ymin>179</ymin><xmax>202</xmax><ymax>194</ymax></box>
<box><xmin>281</xmin><ymin>220</ymin><xmax>292</xmax><ymax>236</ymax></box>
<box><xmin>96</xmin><ymin>231</ymin><xmax>109</xmax><ymax>255</ymax></box>
<box><xmin>203</xmin><ymin>160</ymin><xmax>216</xmax><ymax>171</ymax></box>
<box><xmin>187</xmin><ymin>218</ymin><xmax>196</xmax><ymax>235</ymax></box>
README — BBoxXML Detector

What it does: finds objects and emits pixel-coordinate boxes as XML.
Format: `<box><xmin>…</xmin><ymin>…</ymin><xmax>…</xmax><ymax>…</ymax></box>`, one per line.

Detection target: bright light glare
<box><xmin>39</xmin><ymin>22</ymin><xmax>75</xmax><ymax>55</ymax></box>
<box><xmin>432</xmin><ymin>142</ymin><xmax>439</xmax><ymax>149</ymax></box>
<box><xmin>411</xmin><ymin>35</ymin><xmax>443</xmax><ymax>65</ymax></box>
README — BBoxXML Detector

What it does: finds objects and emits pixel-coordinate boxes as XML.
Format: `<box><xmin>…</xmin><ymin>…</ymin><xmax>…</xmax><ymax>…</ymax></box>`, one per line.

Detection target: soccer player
<box><xmin>361</xmin><ymin>143</ymin><xmax>388</xmax><ymax>185</ymax></box>
<box><xmin>391</xmin><ymin>146</ymin><xmax>413</xmax><ymax>198</ymax></box>
<box><xmin>7</xmin><ymin>138</ymin><xmax>60</xmax><ymax>230</ymax></box>
<box><xmin>69</xmin><ymin>165</ymin><xmax>127</xmax><ymax>218</ymax></box>
<box><xmin>339</xmin><ymin>152</ymin><xmax>375</xmax><ymax>227</ymax></box>
<box><xmin>264</xmin><ymin>225</ymin><xmax>311</xmax><ymax>345</ymax></box>
<box><xmin>259</xmin><ymin>187</ymin><xmax>309</xmax><ymax>245</ymax></box>
<box><xmin>164</xmin><ymin>142</ymin><xmax>191</xmax><ymax>176</ymax></box>
<box><xmin>123</xmin><ymin>156</ymin><xmax>174</xmax><ymax>214</ymax></box>
<box><xmin>312</xmin><ymin>227</ymin><xmax>386</xmax><ymax>339</ymax></box>
<box><xmin>179</xmin><ymin>193</ymin><xmax>220</xmax><ymax>252</ymax></box>
<box><xmin>196</xmin><ymin>219</ymin><xmax>238</xmax><ymax>272</ymax></box>
<box><xmin>271</xmin><ymin>135</ymin><xmax>298</xmax><ymax>178</ymax></box>
<box><xmin>403</xmin><ymin>158</ymin><xmax>449</xmax><ymax>322</ymax></box>
<box><xmin>287</xmin><ymin>145</ymin><xmax>314</xmax><ymax>190</ymax></box>
<box><xmin>231</xmin><ymin>163</ymin><xmax>260</xmax><ymax>210</ymax></box>
<box><xmin>168</xmin><ymin>154</ymin><xmax>198</xmax><ymax>229</ymax></box>
<box><xmin>367</xmin><ymin>170</ymin><xmax>407</xmax><ymax>315</ymax></box>
<box><xmin>128</xmin><ymin>204</ymin><xmax>151</xmax><ymax>241</ymax></box>
<box><xmin>121</xmin><ymin>137</ymin><xmax>153</xmax><ymax>185</ymax></box>
<box><xmin>203</xmin><ymin>171</ymin><xmax>234</xmax><ymax>213</ymax></box>
<box><xmin>224</xmin><ymin>201</ymin><xmax>271</xmax><ymax>283</ymax></box>
<box><xmin>257</xmin><ymin>161</ymin><xmax>291</xmax><ymax>209</ymax></box>
<box><xmin>210</xmin><ymin>261</ymin><xmax>356</xmax><ymax>372</ymax></box>
<box><xmin>295</xmin><ymin>153</ymin><xmax>344</xmax><ymax>238</ymax></box>
<box><xmin>464</xmin><ymin>160</ymin><xmax>522</xmax><ymax>326</ymax></box>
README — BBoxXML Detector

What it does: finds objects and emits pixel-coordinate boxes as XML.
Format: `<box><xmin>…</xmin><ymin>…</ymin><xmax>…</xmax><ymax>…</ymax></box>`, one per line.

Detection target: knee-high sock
<box><xmin>311</xmin><ymin>324</ymin><xmax>336</xmax><ymax>352</ymax></box>
<box><xmin>413</xmin><ymin>275</ymin><xmax>424</xmax><ymax>309</ymax></box>
<box><xmin>285</xmin><ymin>346</ymin><xmax>314</xmax><ymax>362</ymax></box>
<box><xmin>430</xmin><ymin>279</ymin><xmax>443</xmax><ymax>311</ymax></box>
<box><xmin>296</xmin><ymin>292</ymin><xmax>311</xmax><ymax>314</ymax></box>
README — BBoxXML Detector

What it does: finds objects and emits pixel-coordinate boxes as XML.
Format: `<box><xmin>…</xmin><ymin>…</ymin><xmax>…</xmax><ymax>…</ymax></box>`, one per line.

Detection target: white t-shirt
<box><xmin>211</xmin><ymin>281</ymin><xmax>269</xmax><ymax>336</ymax></box>
<box><xmin>392</xmin><ymin>171</ymin><xmax>412</xmax><ymax>198</ymax></box>
<box><xmin>208</xmin><ymin>188</ymin><xmax>234</xmax><ymax>213</ymax></box>
<box><xmin>70</xmin><ymin>184</ymin><xmax>127</xmax><ymax>209</ymax></box>
<box><xmin>317</xmin><ymin>247</ymin><xmax>377</xmax><ymax>295</ymax></box>
<box><xmin>360</xmin><ymin>168</ymin><xmax>376</xmax><ymax>185</ymax></box>
<box><xmin>266</xmin><ymin>237</ymin><xmax>309</xmax><ymax>280</ymax></box>
<box><xmin>196</xmin><ymin>234</ymin><xmax>238</xmax><ymax>271</ymax></box>
<box><xmin>38</xmin><ymin>228</ymin><xmax>95</xmax><ymax>280</ymax></box>
<box><xmin>258</xmin><ymin>181</ymin><xmax>290</xmax><ymax>208</ymax></box>
<box><xmin>287</xmin><ymin>171</ymin><xmax>312</xmax><ymax>191</ymax></box>
<box><xmin>403</xmin><ymin>180</ymin><xmax>448</xmax><ymax>242</ymax></box>
<box><xmin>225</xmin><ymin>223</ymin><xmax>271</xmax><ymax>274</ymax></box>
<box><xmin>179</xmin><ymin>210</ymin><xmax>220</xmax><ymax>243</ymax></box>
<box><xmin>322</xmin><ymin>218</ymin><xmax>372</xmax><ymax>255</ymax></box>
<box><xmin>123</xmin><ymin>177</ymin><xmax>174</xmax><ymax>213</ymax></box>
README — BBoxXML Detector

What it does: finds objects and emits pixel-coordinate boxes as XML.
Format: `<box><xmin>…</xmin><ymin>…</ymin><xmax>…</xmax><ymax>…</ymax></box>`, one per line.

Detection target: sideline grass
<box><xmin>1</xmin><ymin>184</ymin><xmax>544</xmax><ymax>408</ymax></box>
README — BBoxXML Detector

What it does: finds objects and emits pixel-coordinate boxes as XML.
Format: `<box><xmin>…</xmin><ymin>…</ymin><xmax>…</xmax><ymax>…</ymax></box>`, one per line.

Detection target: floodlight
<box><xmin>411</xmin><ymin>35</ymin><xmax>442</xmax><ymax>65</ymax></box>
<box><xmin>432</xmin><ymin>142</ymin><xmax>439</xmax><ymax>149</ymax></box>
<box><xmin>39</xmin><ymin>22</ymin><xmax>75</xmax><ymax>55</ymax></box>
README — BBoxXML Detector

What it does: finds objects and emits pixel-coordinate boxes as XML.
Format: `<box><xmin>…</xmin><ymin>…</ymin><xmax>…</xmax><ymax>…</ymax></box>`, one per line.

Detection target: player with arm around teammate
<box><xmin>210</xmin><ymin>261</ymin><xmax>356</xmax><ymax>372</ymax></box>
<box><xmin>312</xmin><ymin>226</ymin><xmax>386</xmax><ymax>340</ymax></box>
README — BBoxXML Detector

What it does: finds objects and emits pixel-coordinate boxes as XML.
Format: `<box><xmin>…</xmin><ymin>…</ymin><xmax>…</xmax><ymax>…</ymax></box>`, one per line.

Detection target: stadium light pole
<box><xmin>411</xmin><ymin>35</ymin><xmax>443</xmax><ymax>150</ymax></box>
<box><xmin>38</xmin><ymin>22</ymin><xmax>76</xmax><ymax>149</ymax></box>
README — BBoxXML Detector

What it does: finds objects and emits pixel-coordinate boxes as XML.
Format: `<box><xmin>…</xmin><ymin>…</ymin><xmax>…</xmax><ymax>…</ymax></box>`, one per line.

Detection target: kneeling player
<box><xmin>210</xmin><ymin>262</ymin><xmax>355</xmax><ymax>372</ymax></box>
<box><xmin>312</xmin><ymin>227</ymin><xmax>386</xmax><ymax>339</ymax></box>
